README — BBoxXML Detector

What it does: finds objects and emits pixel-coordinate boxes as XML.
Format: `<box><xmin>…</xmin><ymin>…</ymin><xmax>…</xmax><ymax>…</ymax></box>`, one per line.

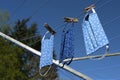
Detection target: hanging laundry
<box><xmin>59</xmin><ymin>24</ymin><xmax>74</xmax><ymax>65</ymax></box>
<box><xmin>39</xmin><ymin>32</ymin><xmax>54</xmax><ymax>69</ymax></box>
<box><xmin>82</xmin><ymin>9</ymin><xmax>109</xmax><ymax>55</ymax></box>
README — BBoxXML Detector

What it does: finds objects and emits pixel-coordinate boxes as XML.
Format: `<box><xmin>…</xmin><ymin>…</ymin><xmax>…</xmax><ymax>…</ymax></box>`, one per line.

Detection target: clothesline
<box><xmin>63</xmin><ymin>52</ymin><xmax>120</xmax><ymax>62</ymax></box>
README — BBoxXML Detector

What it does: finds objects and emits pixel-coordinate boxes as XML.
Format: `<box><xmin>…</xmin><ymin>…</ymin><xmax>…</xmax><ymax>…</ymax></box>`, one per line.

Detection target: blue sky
<box><xmin>0</xmin><ymin>0</ymin><xmax>120</xmax><ymax>80</ymax></box>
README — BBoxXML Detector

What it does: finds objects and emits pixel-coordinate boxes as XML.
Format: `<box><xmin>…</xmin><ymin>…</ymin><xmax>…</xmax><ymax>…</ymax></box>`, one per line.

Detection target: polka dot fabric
<box><xmin>39</xmin><ymin>35</ymin><xmax>54</xmax><ymax>69</ymax></box>
<box><xmin>59</xmin><ymin>26</ymin><xmax>74</xmax><ymax>63</ymax></box>
<box><xmin>82</xmin><ymin>13</ymin><xmax>109</xmax><ymax>55</ymax></box>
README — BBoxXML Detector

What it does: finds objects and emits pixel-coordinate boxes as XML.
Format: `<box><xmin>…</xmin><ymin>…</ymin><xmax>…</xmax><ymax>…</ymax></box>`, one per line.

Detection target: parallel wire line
<box><xmin>94</xmin><ymin>0</ymin><xmax>101</xmax><ymax>5</ymax></box>
<box><xmin>12</xmin><ymin>0</ymin><xmax>48</xmax><ymax>23</ymax></box>
<box><xmin>28</xmin><ymin>23</ymin><xmax>75</xmax><ymax>46</ymax></box>
<box><xmin>28</xmin><ymin>39</ymin><xmax>41</xmax><ymax>46</ymax></box>
<box><xmin>54</xmin><ymin>23</ymin><xmax>68</xmax><ymax>31</ymax></box>
<box><xmin>103</xmin><ymin>16</ymin><xmax>120</xmax><ymax>26</ymax></box>
<box><xmin>27</xmin><ymin>0</ymin><xmax>117</xmax><ymax>47</ymax></box>
<box><xmin>20</xmin><ymin>19</ymin><xmax>71</xmax><ymax>42</ymax></box>
<box><xmin>21</xmin><ymin>34</ymin><xmax>40</xmax><ymax>41</ymax></box>
<box><xmin>109</xmin><ymin>34</ymin><xmax>120</xmax><ymax>41</ymax></box>
<box><xmin>27</xmin><ymin>0</ymin><xmax>112</xmax><ymax>36</ymax></box>
<box><xmin>26</xmin><ymin>0</ymin><xmax>50</xmax><ymax>31</ymax></box>
<box><xmin>22</xmin><ymin>23</ymin><xmax>66</xmax><ymax>43</ymax></box>
<box><xmin>96</xmin><ymin>0</ymin><xmax>113</xmax><ymax>10</ymax></box>
<box><xmin>0</xmin><ymin>0</ymin><xmax>27</xmax><ymax>27</ymax></box>
<box><xmin>2</xmin><ymin>0</ymin><xmax>50</xmax><ymax>42</ymax></box>
<box><xmin>3</xmin><ymin>0</ymin><xmax>117</xmax><ymax>50</ymax></box>
<box><xmin>11</xmin><ymin>0</ymin><xmax>27</xmax><ymax>17</ymax></box>
<box><xmin>30</xmin><ymin>0</ymin><xmax>50</xmax><ymax>19</ymax></box>
<box><xmin>26</xmin><ymin>23</ymin><xmax>68</xmax><ymax>45</ymax></box>
<box><xmin>112</xmin><ymin>48</ymin><xmax>120</xmax><ymax>53</ymax></box>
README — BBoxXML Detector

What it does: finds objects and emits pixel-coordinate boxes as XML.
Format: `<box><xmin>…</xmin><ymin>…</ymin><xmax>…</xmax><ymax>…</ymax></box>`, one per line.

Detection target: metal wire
<box><xmin>11</xmin><ymin>0</ymin><xmax>27</xmax><ymax>17</ymax></box>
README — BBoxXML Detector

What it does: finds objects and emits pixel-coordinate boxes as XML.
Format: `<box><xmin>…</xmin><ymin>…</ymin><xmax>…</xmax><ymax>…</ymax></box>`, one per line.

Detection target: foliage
<box><xmin>0</xmin><ymin>11</ymin><xmax>11</xmax><ymax>34</ymax></box>
<box><xmin>0</xmin><ymin>10</ymin><xmax>58</xmax><ymax>80</ymax></box>
<box><xmin>11</xmin><ymin>18</ymin><xmax>58</xmax><ymax>80</ymax></box>
<box><xmin>0</xmin><ymin>38</ymin><xmax>27</xmax><ymax>80</ymax></box>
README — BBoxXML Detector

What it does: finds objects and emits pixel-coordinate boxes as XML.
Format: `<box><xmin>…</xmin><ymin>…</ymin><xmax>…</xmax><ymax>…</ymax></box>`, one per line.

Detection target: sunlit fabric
<box><xmin>39</xmin><ymin>34</ymin><xmax>54</xmax><ymax>69</ymax></box>
<box><xmin>59</xmin><ymin>26</ymin><xmax>74</xmax><ymax>64</ymax></box>
<box><xmin>82</xmin><ymin>13</ymin><xmax>109</xmax><ymax>55</ymax></box>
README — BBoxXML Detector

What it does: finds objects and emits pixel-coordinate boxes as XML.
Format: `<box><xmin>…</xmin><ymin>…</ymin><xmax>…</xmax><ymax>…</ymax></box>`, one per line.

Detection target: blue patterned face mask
<box><xmin>39</xmin><ymin>32</ymin><xmax>54</xmax><ymax>69</ymax></box>
<box><xmin>59</xmin><ymin>24</ymin><xmax>74</xmax><ymax>65</ymax></box>
<box><xmin>82</xmin><ymin>9</ymin><xmax>109</xmax><ymax>55</ymax></box>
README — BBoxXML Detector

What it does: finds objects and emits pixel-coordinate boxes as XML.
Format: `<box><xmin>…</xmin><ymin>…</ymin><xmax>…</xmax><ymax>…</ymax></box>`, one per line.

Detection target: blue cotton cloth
<box><xmin>59</xmin><ymin>26</ymin><xmax>74</xmax><ymax>63</ymax></box>
<box><xmin>39</xmin><ymin>33</ymin><xmax>54</xmax><ymax>69</ymax></box>
<box><xmin>82</xmin><ymin>13</ymin><xmax>109</xmax><ymax>55</ymax></box>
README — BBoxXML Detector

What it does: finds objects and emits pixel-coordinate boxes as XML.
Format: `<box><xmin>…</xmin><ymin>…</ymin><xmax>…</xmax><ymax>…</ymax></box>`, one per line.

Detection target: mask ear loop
<box><xmin>62</xmin><ymin>57</ymin><xmax>73</xmax><ymax>67</ymax></box>
<box><xmin>39</xmin><ymin>31</ymin><xmax>53</xmax><ymax>77</ymax></box>
<box><xmin>42</xmin><ymin>31</ymin><xmax>49</xmax><ymax>40</ymax></box>
<box><xmin>39</xmin><ymin>65</ymin><xmax>52</xmax><ymax>77</ymax></box>
<box><xmin>88</xmin><ymin>44</ymin><xmax>109</xmax><ymax>60</ymax></box>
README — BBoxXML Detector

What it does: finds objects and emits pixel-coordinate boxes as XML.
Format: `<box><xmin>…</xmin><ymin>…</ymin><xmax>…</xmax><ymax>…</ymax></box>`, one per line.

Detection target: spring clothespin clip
<box><xmin>85</xmin><ymin>4</ymin><xmax>95</xmax><ymax>12</ymax></box>
<box><xmin>64</xmin><ymin>17</ymin><xmax>79</xmax><ymax>23</ymax></box>
<box><xmin>44</xmin><ymin>23</ymin><xmax>56</xmax><ymax>35</ymax></box>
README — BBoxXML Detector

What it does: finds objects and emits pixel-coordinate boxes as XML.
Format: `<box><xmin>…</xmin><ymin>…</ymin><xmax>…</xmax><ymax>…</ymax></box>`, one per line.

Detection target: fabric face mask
<box><xmin>40</xmin><ymin>32</ymin><xmax>54</xmax><ymax>69</ymax></box>
<box><xmin>82</xmin><ymin>9</ymin><xmax>109</xmax><ymax>55</ymax></box>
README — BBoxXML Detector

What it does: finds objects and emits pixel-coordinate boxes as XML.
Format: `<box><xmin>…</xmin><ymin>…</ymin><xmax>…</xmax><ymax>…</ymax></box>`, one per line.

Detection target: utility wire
<box><xmin>27</xmin><ymin>13</ymin><xmax>120</xmax><ymax>46</ymax></box>
<box><xmin>1</xmin><ymin>0</ymin><xmax>50</xmax><ymax>41</ymax></box>
<box><xmin>5</xmin><ymin>0</ymin><xmax>118</xmax><ymax>48</ymax></box>
<box><xmin>0</xmin><ymin>0</ymin><xmax>27</xmax><ymax>26</ymax></box>
<box><xmin>112</xmin><ymin>48</ymin><xmax>120</xmax><ymax>53</ymax></box>
<box><xmin>21</xmin><ymin>34</ymin><xmax>40</xmax><ymax>41</ymax></box>
<box><xmin>11</xmin><ymin>0</ymin><xmax>27</xmax><ymax>17</ymax></box>
<box><xmin>94</xmin><ymin>0</ymin><xmax>101</xmax><ymax>5</ymax></box>
<box><xmin>30</xmin><ymin>0</ymin><xmax>50</xmax><ymax>19</ymax></box>
<box><xmin>27</xmin><ymin>23</ymin><xmax>74</xmax><ymax>46</ymax></box>
<box><xmin>96</xmin><ymin>0</ymin><xmax>113</xmax><ymax>10</ymax></box>
<box><xmin>20</xmin><ymin>23</ymin><xmax>66</xmax><ymax>41</ymax></box>
<box><xmin>28</xmin><ymin>39</ymin><xmax>41</xmax><ymax>46</ymax></box>
<box><xmin>109</xmin><ymin>34</ymin><xmax>120</xmax><ymax>42</ymax></box>
<box><xmin>27</xmin><ymin>23</ymin><xmax>68</xmax><ymax>46</ymax></box>
<box><xmin>103</xmin><ymin>15</ymin><xmax>120</xmax><ymax>26</ymax></box>
<box><xmin>54</xmin><ymin>23</ymin><xmax>68</xmax><ymax>31</ymax></box>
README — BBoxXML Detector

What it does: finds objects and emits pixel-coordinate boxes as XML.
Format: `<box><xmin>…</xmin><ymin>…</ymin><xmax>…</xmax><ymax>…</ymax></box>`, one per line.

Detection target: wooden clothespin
<box><xmin>64</xmin><ymin>17</ymin><xmax>78</xmax><ymax>23</ymax></box>
<box><xmin>85</xmin><ymin>4</ymin><xmax>95</xmax><ymax>12</ymax></box>
<box><xmin>44</xmin><ymin>23</ymin><xmax>56</xmax><ymax>35</ymax></box>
